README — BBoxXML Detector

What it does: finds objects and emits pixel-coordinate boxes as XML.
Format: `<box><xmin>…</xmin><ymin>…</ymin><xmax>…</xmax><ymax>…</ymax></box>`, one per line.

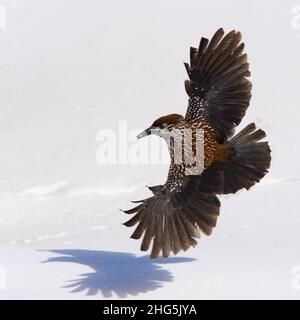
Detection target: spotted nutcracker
<box><xmin>122</xmin><ymin>28</ymin><xmax>271</xmax><ymax>258</ymax></box>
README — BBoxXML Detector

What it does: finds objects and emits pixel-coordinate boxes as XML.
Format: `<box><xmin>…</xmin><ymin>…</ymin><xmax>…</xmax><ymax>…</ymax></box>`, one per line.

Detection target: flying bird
<box><xmin>122</xmin><ymin>28</ymin><xmax>271</xmax><ymax>258</ymax></box>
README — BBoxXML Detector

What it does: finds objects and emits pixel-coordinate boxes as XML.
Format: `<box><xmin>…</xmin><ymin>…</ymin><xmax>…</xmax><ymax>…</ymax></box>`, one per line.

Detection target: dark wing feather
<box><xmin>123</xmin><ymin>165</ymin><xmax>222</xmax><ymax>258</ymax></box>
<box><xmin>184</xmin><ymin>28</ymin><xmax>252</xmax><ymax>143</ymax></box>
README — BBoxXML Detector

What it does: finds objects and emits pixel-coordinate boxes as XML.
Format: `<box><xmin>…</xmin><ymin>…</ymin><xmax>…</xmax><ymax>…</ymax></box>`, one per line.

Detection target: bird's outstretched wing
<box><xmin>184</xmin><ymin>28</ymin><xmax>252</xmax><ymax>143</ymax></box>
<box><xmin>123</xmin><ymin>165</ymin><xmax>222</xmax><ymax>258</ymax></box>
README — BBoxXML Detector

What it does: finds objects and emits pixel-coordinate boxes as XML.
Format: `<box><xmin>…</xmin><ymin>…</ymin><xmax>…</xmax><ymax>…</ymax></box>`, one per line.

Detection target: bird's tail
<box><xmin>221</xmin><ymin>123</ymin><xmax>271</xmax><ymax>194</ymax></box>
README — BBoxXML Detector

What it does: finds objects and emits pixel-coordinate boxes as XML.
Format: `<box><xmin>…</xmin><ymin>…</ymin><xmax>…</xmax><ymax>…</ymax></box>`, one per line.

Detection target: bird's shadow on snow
<box><xmin>42</xmin><ymin>249</ymin><xmax>195</xmax><ymax>298</ymax></box>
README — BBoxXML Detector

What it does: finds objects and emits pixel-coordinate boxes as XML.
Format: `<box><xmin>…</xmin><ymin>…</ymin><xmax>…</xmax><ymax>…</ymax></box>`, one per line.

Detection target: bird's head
<box><xmin>137</xmin><ymin>114</ymin><xmax>184</xmax><ymax>139</ymax></box>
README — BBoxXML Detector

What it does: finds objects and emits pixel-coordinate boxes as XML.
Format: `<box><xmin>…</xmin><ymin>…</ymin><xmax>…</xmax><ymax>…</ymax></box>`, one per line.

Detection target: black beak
<box><xmin>137</xmin><ymin>127</ymin><xmax>152</xmax><ymax>139</ymax></box>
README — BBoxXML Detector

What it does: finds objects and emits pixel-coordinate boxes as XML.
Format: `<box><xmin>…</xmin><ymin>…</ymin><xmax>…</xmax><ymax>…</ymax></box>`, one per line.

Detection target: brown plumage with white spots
<box><xmin>123</xmin><ymin>28</ymin><xmax>271</xmax><ymax>258</ymax></box>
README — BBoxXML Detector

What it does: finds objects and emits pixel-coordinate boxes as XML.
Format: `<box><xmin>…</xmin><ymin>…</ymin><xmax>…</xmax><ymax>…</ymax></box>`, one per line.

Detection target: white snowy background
<box><xmin>0</xmin><ymin>0</ymin><xmax>300</xmax><ymax>299</ymax></box>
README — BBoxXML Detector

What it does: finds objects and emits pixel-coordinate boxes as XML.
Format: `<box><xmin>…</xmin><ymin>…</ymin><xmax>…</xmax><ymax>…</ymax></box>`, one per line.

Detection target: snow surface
<box><xmin>0</xmin><ymin>0</ymin><xmax>300</xmax><ymax>299</ymax></box>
